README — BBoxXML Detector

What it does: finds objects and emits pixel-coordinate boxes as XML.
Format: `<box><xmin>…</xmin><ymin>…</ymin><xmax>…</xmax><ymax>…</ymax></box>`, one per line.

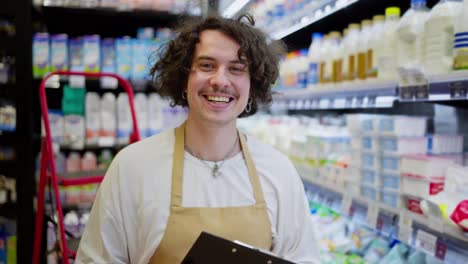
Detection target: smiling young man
<box><xmin>76</xmin><ymin>15</ymin><xmax>320</xmax><ymax>264</ymax></box>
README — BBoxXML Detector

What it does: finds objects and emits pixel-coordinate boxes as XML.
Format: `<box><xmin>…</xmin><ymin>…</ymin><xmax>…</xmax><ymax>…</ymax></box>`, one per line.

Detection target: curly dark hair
<box><xmin>150</xmin><ymin>14</ymin><xmax>285</xmax><ymax>117</ymax></box>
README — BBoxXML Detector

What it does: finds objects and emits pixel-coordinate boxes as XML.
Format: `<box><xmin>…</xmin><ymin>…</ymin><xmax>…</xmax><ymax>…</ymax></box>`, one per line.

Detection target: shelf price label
<box><xmin>435</xmin><ymin>239</ymin><xmax>447</xmax><ymax>260</ymax></box>
<box><xmin>355</xmin><ymin>96</ymin><xmax>364</xmax><ymax>108</ymax></box>
<box><xmin>415</xmin><ymin>230</ymin><xmax>437</xmax><ymax>256</ymax></box>
<box><xmin>448</xmin><ymin>80</ymin><xmax>468</xmax><ymax>99</ymax></box>
<box><xmin>345</xmin><ymin>97</ymin><xmax>353</xmax><ymax>108</ymax></box>
<box><xmin>367</xmin><ymin>96</ymin><xmax>376</xmax><ymax>107</ymax></box>
<box><xmin>366</xmin><ymin>204</ymin><xmax>379</xmax><ymax>229</ymax></box>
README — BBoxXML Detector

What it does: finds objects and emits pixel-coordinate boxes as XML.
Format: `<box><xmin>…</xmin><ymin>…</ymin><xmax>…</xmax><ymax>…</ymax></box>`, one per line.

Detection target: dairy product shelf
<box><xmin>302</xmin><ymin>176</ymin><xmax>468</xmax><ymax>253</ymax></box>
<box><xmin>273</xmin><ymin>81</ymin><xmax>397</xmax><ymax>110</ymax></box>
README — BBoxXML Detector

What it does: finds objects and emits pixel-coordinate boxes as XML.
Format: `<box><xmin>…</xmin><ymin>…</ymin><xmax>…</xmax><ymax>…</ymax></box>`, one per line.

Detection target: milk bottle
<box><xmin>424</xmin><ymin>0</ymin><xmax>463</xmax><ymax>76</ymax></box>
<box><xmin>343</xmin><ymin>24</ymin><xmax>360</xmax><ymax>82</ymax></box>
<box><xmin>307</xmin><ymin>33</ymin><xmax>323</xmax><ymax>89</ymax></box>
<box><xmin>378</xmin><ymin>7</ymin><xmax>401</xmax><ymax>81</ymax></box>
<box><xmin>357</xmin><ymin>20</ymin><xmax>372</xmax><ymax>81</ymax></box>
<box><xmin>397</xmin><ymin>0</ymin><xmax>429</xmax><ymax>86</ymax></box>
<box><xmin>367</xmin><ymin>15</ymin><xmax>385</xmax><ymax>79</ymax></box>
<box><xmin>453</xmin><ymin>0</ymin><xmax>468</xmax><ymax>70</ymax></box>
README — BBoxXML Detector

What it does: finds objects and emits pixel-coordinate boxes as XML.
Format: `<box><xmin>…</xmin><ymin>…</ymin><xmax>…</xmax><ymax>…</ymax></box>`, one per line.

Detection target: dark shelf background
<box><xmin>33</xmin><ymin>6</ymin><xmax>195</xmax><ymax>37</ymax></box>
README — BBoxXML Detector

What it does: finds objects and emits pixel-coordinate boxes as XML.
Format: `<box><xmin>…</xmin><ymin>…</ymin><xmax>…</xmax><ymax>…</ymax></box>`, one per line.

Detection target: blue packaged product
<box><xmin>101</xmin><ymin>38</ymin><xmax>116</xmax><ymax>74</ymax></box>
<box><xmin>116</xmin><ymin>37</ymin><xmax>132</xmax><ymax>79</ymax></box>
<box><xmin>33</xmin><ymin>33</ymin><xmax>50</xmax><ymax>78</ymax></box>
<box><xmin>131</xmin><ymin>39</ymin><xmax>149</xmax><ymax>82</ymax></box>
<box><xmin>83</xmin><ymin>35</ymin><xmax>101</xmax><ymax>73</ymax></box>
<box><xmin>50</xmin><ymin>34</ymin><xmax>68</xmax><ymax>72</ymax></box>
<box><xmin>69</xmin><ymin>37</ymin><xmax>84</xmax><ymax>72</ymax></box>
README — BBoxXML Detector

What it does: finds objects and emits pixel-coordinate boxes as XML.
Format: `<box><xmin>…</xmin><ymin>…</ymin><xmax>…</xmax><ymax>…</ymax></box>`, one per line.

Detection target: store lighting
<box><xmin>222</xmin><ymin>0</ymin><xmax>250</xmax><ymax>18</ymax></box>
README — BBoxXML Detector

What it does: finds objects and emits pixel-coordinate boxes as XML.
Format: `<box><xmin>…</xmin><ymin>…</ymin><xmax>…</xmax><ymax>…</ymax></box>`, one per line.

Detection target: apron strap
<box><xmin>171</xmin><ymin>123</ymin><xmax>185</xmax><ymax>207</ymax></box>
<box><xmin>170</xmin><ymin>123</ymin><xmax>267</xmax><ymax>207</ymax></box>
<box><xmin>238</xmin><ymin>132</ymin><xmax>267</xmax><ymax>206</ymax></box>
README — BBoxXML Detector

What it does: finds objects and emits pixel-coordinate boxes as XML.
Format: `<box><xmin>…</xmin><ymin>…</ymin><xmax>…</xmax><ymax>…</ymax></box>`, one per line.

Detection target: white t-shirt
<box><xmin>76</xmin><ymin>129</ymin><xmax>320</xmax><ymax>264</ymax></box>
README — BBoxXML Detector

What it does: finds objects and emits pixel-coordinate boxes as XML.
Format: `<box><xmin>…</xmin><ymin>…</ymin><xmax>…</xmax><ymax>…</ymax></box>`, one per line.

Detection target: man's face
<box><xmin>185</xmin><ymin>30</ymin><xmax>251</xmax><ymax>126</ymax></box>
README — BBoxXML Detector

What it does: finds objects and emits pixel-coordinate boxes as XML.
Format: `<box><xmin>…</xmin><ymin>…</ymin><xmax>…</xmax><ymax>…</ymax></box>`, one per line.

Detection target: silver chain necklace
<box><xmin>185</xmin><ymin>136</ymin><xmax>239</xmax><ymax>177</ymax></box>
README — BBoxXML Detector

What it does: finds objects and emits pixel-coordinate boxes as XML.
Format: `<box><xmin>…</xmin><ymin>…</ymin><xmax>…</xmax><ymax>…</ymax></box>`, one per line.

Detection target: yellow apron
<box><xmin>149</xmin><ymin>123</ymin><xmax>273</xmax><ymax>263</ymax></box>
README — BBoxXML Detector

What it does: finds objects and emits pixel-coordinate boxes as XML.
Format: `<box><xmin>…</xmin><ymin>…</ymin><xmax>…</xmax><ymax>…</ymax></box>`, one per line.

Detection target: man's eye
<box><xmin>199</xmin><ymin>63</ymin><xmax>214</xmax><ymax>71</ymax></box>
<box><xmin>230</xmin><ymin>66</ymin><xmax>246</xmax><ymax>74</ymax></box>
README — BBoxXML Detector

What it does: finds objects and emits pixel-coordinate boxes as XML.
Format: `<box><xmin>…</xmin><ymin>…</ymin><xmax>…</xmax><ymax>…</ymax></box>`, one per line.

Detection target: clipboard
<box><xmin>181</xmin><ymin>232</ymin><xmax>296</xmax><ymax>264</ymax></box>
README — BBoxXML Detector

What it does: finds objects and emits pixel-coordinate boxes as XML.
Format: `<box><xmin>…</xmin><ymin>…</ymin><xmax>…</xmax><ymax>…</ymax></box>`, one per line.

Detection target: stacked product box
<box><xmin>346</xmin><ymin>114</ymin><xmax>429</xmax><ymax>205</ymax></box>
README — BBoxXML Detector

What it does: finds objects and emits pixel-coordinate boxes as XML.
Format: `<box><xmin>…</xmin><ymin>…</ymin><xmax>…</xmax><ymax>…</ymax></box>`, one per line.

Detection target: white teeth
<box><xmin>207</xmin><ymin>96</ymin><xmax>230</xmax><ymax>103</ymax></box>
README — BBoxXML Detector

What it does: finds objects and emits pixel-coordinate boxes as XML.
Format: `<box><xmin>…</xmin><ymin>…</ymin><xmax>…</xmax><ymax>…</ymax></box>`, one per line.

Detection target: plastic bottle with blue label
<box><xmin>297</xmin><ymin>49</ymin><xmax>309</xmax><ymax>89</ymax></box>
<box><xmin>453</xmin><ymin>0</ymin><xmax>468</xmax><ymax>70</ymax></box>
<box><xmin>397</xmin><ymin>0</ymin><xmax>429</xmax><ymax>86</ymax></box>
<box><xmin>424</xmin><ymin>0</ymin><xmax>463</xmax><ymax>75</ymax></box>
<box><xmin>307</xmin><ymin>33</ymin><xmax>323</xmax><ymax>89</ymax></box>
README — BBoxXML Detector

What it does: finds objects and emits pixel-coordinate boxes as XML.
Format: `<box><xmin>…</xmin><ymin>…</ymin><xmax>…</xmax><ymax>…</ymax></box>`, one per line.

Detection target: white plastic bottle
<box><xmin>424</xmin><ymin>0</ymin><xmax>463</xmax><ymax>76</ymax></box>
<box><xmin>148</xmin><ymin>93</ymin><xmax>164</xmax><ymax>136</ymax></box>
<box><xmin>378</xmin><ymin>7</ymin><xmax>401</xmax><ymax>81</ymax></box>
<box><xmin>343</xmin><ymin>24</ymin><xmax>360</xmax><ymax>83</ymax></box>
<box><xmin>397</xmin><ymin>0</ymin><xmax>430</xmax><ymax>86</ymax></box>
<box><xmin>297</xmin><ymin>49</ymin><xmax>309</xmax><ymax>89</ymax></box>
<box><xmin>307</xmin><ymin>33</ymin><xmax>323</xmax><ymax>89</ymax></box>
<box><xmin>357</xmin><ymin>20</ymin><xmax>373</xmax><ymax>81</ymax></box>
<box><xmin>319</xmin><ymin>34</ymin><xmax>331</xmax><ymax>88</ymax></box>
<box><xmin>85</xmin><ymin>92</ymin><xmax>100</xmax><ymax>146</ymax></box>
<box><xmin>100</xmin><ymin>92</ymin><xmax>116</xmax><ymax>147</ymax></box>
<box><xmin>135</xmin><ymin>93</ymin><xmax>149</xmax><ymax>138</ymax></box>
<box><xmin>331</xmin><ymin>32</ymin><xmax>343</xmax><ymax>85</ymax></box>
<box><xmin>367</xmin><ymin>15</ymin><xmax>385</xmax><ymax>79</ymax></box>
<box><xmin>453</xmin><ymin>0</ymin><xmax>468</xmax><ymax>70</ymax></box>
<box><xmin>324</xmin><ymin>32</ymin><xmax>341</xmax><ymax>87</ymax></box>
<box><xmin>117</xmin><ymin>93</ymin><xmax>131</xmax><ymax>145</ymax></box>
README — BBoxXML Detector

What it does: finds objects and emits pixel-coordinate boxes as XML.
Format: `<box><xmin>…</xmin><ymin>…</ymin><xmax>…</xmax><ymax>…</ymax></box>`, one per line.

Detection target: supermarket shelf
<box><xmin>35</xmin><ymin>5</ymin><xmax>195</xmax><ymax>37</ymax></box>
<box><xmin>400</xmin><ymin>71</ymin><xmax>468</xmax><ymax>102</ymax></box>
<box><xmin>275</xmin><ymin>72</ymin><xmax>468</xmax><ymax>110</ymax></box>
<box><xmin>0</xmin><ymin>1</ymin><xmax>15</xmax><ymax>16</ymax></box>
<box><xmin>0</xmin><ymin>202</ymin><xmax>16</xmax><ymax>219</ymax></box>
<box><xmin>302</xmin><ymin>176</ymin><xmax>468</xmax><ymax>246</ymax></box>
<box><xmin>269</xmin><ymin>0</ymin><xmax>359</xmax><ymax>40</ymax></box>
<box><xmin>273</xmin><ymin>81</ymin><xmax>397</xmax><ymax>110</ymax></box>
<box><xmin>0</xmin><ymin>35</ymin><xmax>15</xmax><ymax>54</ymax></box>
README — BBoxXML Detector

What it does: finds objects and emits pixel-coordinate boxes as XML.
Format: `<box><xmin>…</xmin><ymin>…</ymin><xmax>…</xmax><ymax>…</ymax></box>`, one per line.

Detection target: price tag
<box><xmin>399</xmin><ymin>86</ymin><xmax>415</xmax><ymax>100</ymax></box>
<box><xmin>334</xmin><ymin>98</ymin><xmax>346</xmax><ymax>109</ymax></box>
<box><xmin>367</xmin><ymin>96</ymin><xmax>376</xmax><ymax>107</ymax></box>
<box><xmin>319</xmin><ymin>99</ymin><xmax>329</xmax><ymax>109</ymax></box>
<box><xmin>100</xmin><ymin>77</ymin><xmax>118</xmax><ymax>89</ymax></box>
<box><xmin>398</xmin><ymin>226</ymin><xmax>413</xmax><ymax>244</ymax></box>
<box><xmin>69</xmin><ymin>75</ymin><xmax>85</xmax><ymax>88</ymax></box>
<box><xmin>399</xmin><ymin>211</ymin><xmax>413</xmax><ymax>228</ymax></box>
<box><xmin>311</xmin><ymin>99</ymin><xmax>320</xmax><ymax>109</ymax></box>
<box><xmin>415</xmin><ymin>229</ymin><xmax>437</xmax><ymax>255</ymax></box>
<box><xmin>328</xmin><ymin>99</ymin><xmax>335</xmax><ymax>108</ymax></box>
<box><xmin>341</xmin><ymin>194</ymin><xmax>352</xmax><ymax>215</ymax></box>
<box><xmin>345</xmin><ymin>97</ymin><xmax>353</xmax><ymax>108</ymax></box>
<box><xmin>355</xmin><ymin>96</ymin><xmax>364</xmax><ymax>108</ymax></box>
<box><xmin>448</xmin><ymin>81</ymin><xmax>468</xmax><ymax>99</ymax></box>
<box><xmin>415</xmin><ymin>84</ymin><xmax>429</xmax><ymax>99</ymax></box>
<box><xmin>366</xmin><ymin>204</ymin><xmax>379</xmax><ymax>229</ymax></box>
<box><xmin>435</xmin><ymin>239</ymin><xmax>447</xmax><ymax>260</ymax></box>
